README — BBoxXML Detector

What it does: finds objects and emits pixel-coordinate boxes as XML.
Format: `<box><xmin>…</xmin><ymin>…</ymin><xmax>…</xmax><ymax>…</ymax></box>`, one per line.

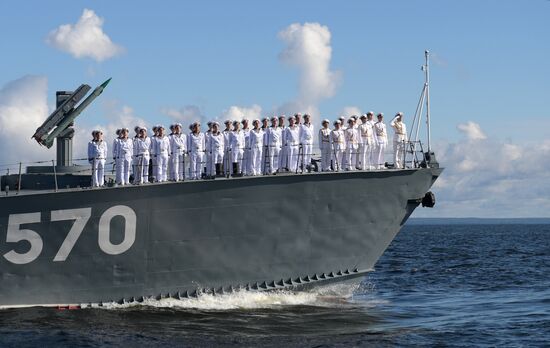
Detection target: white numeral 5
<box><xmin>3</xmin><ymin>213</ymin><xmax>43</xmax><ymax>265</ymax></box>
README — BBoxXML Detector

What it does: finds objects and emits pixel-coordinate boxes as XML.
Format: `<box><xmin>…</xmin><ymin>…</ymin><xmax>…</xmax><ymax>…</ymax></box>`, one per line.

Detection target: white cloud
<box><xmin>0</xmin><ymin>75</ymin><xmax>51</xmax><ymax>168</ymax></box>
<box><xmin>339</xmin><ymin>106</ymin><xmax>362</xmax><ymax>118</ymax></box>
<box><xmin>457</xmin><ymin>121</ymin><xmax>487</xmax><ymax>141</ymax></box>
<box><xmin>415</xmin><ymin>121</ymin><xmax>550</xmax><ymax>218</ymax></box>
<box><xmin>161</xmin><ymin>105</ymin><xmax>205</xmax><ymax>126</ymax></box>
<box><xmin>277</xmin><ymin>22</ymin><xmax>340</xmax><ymax>119</ymax></box>
<box><xmin>46</xmin><ymin>8</ymin><xmax>124</xmax><ymax>62</ymax></box>
<box><xmin>221</xmin><ymin>104</ymin><xmax>263</xmax><ymax>122</ymax></box>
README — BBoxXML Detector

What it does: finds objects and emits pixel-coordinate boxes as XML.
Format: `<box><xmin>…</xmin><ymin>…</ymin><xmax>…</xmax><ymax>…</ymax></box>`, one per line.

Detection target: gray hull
<box><xmin>0</xmin><ymin>168</ymin><xmax>441</xmax><ymax>307</ymax></box>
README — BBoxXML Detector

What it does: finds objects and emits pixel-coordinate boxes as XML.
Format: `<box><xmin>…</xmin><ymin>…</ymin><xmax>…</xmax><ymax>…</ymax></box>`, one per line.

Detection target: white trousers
<box><xmin>320</xmin><ymin>146</ymin><xmax>331</xmax><ymax>171</ymax></box>
<box><xmin>170</xmin><ymin>153</ymin><xmax>185</xmax><ymax>181</ymax></box>
<box><xmin>287</xmin><ymin>145</ymin><xmax>299</xmax><ymax>172</ymax></box>
<box><xmin>345</xmin><ymin>145</ymin><xmax>358</xmax><ymax>170</ymax></box>
<box><xmin>279</xmin><ymin>145</ymin><xmax>287</xmax><ymax>171</ymax></box>
<box><xmin>135</xmin><ymin>154</ymin><xmax>150</xmax><ymax>184</ymax></box>
<box><xmin>394</xmin><ymin>140</ymin><xmax>406</xmax><ymax>169</ymax></box>
<box><xmin>376</xmin><ymin>142</ymin><xmax>387</xmax><ymax>169</ymax></box>
<box><xmin>232</xmin><ymin>148</ymin><xmax>244</xmax><ymax>169</ymax></box>
<box><xmin>243</xmin><ymin>148</ymin><xmax>251</xmax><ymax>175</ymax></box>
<box><xmin>91</xmin><ymin>159</ymin><xmax>105</xmax><ymax>187</ymax></box>
<box><xmin>189</xmin><ymin>152</ymin><xmax>204</xmax><ymax>180</ymax></box>
<box><xmin>265</xmin><ymin>145</ymin><xmax>279</xmax><ymax>174</ymax></box>
<box><xmin>251</xmin><ymin>146</ymin><xmax>263</xmax><ymax>175</ymax></box>
<box><xmin>209</xmin><ymin>148</ymin><xmax>224</xmax><ymax>174</ymax></box>
<box><xmin>302</xmin><ymin>143</ymin><xmax>313</xmax><ymax>169</ymax></box>
<box><xmin>116</xmin><ymin>156</ymin><xmax>132</xmax><ymax>185</ymax></box>
<box><xmin>332</xmin><ymin>149</ymin><xmax>344</xmax><ymax>171</ymax></box>
<box><xmin>155</xmin><ymin>154</ymin><xmax>169</xmax><ymax>182</ymax></box>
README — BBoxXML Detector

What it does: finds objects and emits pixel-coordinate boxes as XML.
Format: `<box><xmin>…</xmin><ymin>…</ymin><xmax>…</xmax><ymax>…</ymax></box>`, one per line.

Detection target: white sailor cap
<box><xmin>253</xmin><ymin>119</ymin><xmax>260</xmax><ymax>124</ymax></box>
<box><xmin>212</xmin><ymin>121</ymin><xmax>220</xmax><ymax>126</ymax></box>
<box><xmin>233</xmin><ymin>120</ymin><xmax>240</xmax><ymax>125</ymax></box>
<box><xmin>367</xmin><ymin>111</ymin><xmax>374</xmax><ymax>116</ymax></box>
<box><xmin>176</xmin><ymin>123</ymin><xmax>182</xmax><ymax>128</ymax></box>
<box><xmin>262</xmin><ymin>117</ymin><xmax>269</xmax><ymax>122</ymax></box>
<box><xmin>339</xmin><ymin>116</ymin><xmax>345</xmax><ymax>121</ymax></box>
<box><xmin>158</xmin><ymin>124</ymin><xmax>165</xmax><ymax>129</ymax></box>
<box><xmin>121</xmin><ymin>127</ymin><xmax>129</xmax><ymax>132</ymax></box>
<box><xmin>348</xmin><ymin>118</ymin><xmax>355</xmax><ymax>124</ymax></box>
<box><xmin>224</xmin><ymin>119</ymin><xmax>232</xmax><ymax>125</ymax></box>
<box><xmin>360</xmin><ymin>114</ymin><xmax>367</xmax><ymax>119</ymax></box>
<box><xmin>271</xmin><ymin>116</ymin><xmax>278</xmax><ymax>121</ymax></box>
<box><xmin>334</xmin><ymin>120</ymin><xmax>341</xmax><ymax>125</ymax></box>
<box><xmin>294</xmin><ymin>113</ymin><xmax>302</xmax><ymax>117</ymax></box>
<box><xmin>96</xmin><ymin>129</ymin><xmax>103</xmax><ymax>134</ymax></box>
<box><xmin>241</xmin><ymin>118</ymin><xmax>249</xmax><ymax>123</ymax></box>
<box><xmin>351</xmin><ymin>115</ymin><xmax>357</xmax><ymax>120</ymax></box>
<box><xmin>278</xmin><ymin>115</ymin><xmax>286</xmax><ymax>119</ymax></box>
<box><xmin>303</xmin><ymin>113</ymin><xmax>310</xmax><ymax>118</ymax></box>
<box><xmin>140</xmin><ymin>126</ymin><xmax>148</xmax><ymax>132</ymax></box>
<box><xmin>288</xmin><ymin>115</ymin><xmax>295</xmax><ymax>121</ymax></box>
<box><xmin>377</xmin><ymin>113</ymin><xmax>384</xmax><ymax>117</ymax></box>
<box><xmin>396</xmin><ymin>112</ymin><xmax>403</xmax><ymax>117</ymax></box>
<box><xmin>322</xmin><ymin>119</ymin><xmax>330</xmax><ymax>124</ymax></box>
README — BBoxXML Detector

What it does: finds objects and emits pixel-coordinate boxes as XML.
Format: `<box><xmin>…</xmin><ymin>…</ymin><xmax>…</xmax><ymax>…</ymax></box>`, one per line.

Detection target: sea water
<box><xmin>0</xmin><ymin>223</ymin><xmax>548</xmax><ymax>347</ymax></box>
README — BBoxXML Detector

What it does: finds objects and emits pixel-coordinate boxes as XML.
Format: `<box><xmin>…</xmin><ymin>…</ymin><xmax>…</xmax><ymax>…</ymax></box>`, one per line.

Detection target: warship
<box><xmin>0</xmin><ymin>51</ymin><xmax>442</xmax><ymax>308</ymax></box>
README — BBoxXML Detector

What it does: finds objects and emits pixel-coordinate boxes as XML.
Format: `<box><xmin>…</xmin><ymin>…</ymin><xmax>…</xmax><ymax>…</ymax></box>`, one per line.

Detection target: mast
<box><xmin>425</xmin><ymin>50</ymin><xmax>431</xmax><ymax>152</ymax></box>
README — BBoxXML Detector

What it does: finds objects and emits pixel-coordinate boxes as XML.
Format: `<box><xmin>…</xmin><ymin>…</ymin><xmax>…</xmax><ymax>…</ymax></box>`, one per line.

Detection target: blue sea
<box><xmin>1</xmin><ymin>222</ymin><xmax>549</xmax><ymax>347</ymax></box>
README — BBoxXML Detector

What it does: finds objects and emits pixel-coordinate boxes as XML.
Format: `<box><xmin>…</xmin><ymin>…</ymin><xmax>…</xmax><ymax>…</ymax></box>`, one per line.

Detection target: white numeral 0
<box><xmin>98</xmin><ymin>205</ymin><xmax>137</xmax><ymax>255</ymax></box>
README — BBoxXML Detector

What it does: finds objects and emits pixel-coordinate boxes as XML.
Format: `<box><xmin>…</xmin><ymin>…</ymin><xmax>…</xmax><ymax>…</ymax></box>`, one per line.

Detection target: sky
<box><xmin>0</xmin><ymin>0</ymin><xmax>549</xmax><ymax>217</ymax></box>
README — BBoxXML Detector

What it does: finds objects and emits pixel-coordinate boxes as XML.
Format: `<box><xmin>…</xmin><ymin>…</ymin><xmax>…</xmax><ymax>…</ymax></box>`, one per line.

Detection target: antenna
<box><xmin>425</xmin><ymin>50</ymin><xmax>431</xmax><ymax>152</ymax></box>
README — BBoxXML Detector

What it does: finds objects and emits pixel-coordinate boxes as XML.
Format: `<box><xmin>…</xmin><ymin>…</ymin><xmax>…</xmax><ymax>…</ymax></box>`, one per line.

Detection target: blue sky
<box><xmin>0</xmin><ymin>0</ymin><xmax>549</xmax><ymax>217</ymax></box>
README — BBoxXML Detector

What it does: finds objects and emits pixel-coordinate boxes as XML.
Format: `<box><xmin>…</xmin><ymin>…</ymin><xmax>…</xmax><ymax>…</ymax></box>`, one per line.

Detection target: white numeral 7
<box><xmin>51</xmin><ymin>208</ymin><xmax>91</xmax><ymax>262</ymax></box>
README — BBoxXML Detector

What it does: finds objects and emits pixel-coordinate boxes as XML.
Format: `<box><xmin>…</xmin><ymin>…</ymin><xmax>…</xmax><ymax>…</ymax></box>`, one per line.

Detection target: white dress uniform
<box><xmin>229</xmin><ymin>130</ymin><xmax>245</xmax><ymax>173</ymax></box>
<box><xmin>208</xmin><ymin>131</ymin><xmax>225</xmax><ymax>175</ymax></box>
<box><xmin>278</xmin><ymin>126</ymin><xmax>287</xmax><ymax>171</ymax></box>
<box><xmin>318</xmin><ymin>127</ymin><xmax>332</xmax><ymax>171</ymax></box>
<box><xmin>112</xmin><ymin>137</ymin><xmax>121</xmax><ymax>184</ymax></box>
<box><xmin>374</xmin><ymin>121</ymin><xmax>388</xmax><ymax>169</ymax></box>
<box><xmin>249</xmin><ymin>128</ymin><xmax>264</xmax><ymax>175</ymax></box>
<box><xmin>358</xmin><ymin>121</ymin><xmax>375</xmax><ymax>170</ymax></box>
<box><xmin>330</xmin><ymin>129</ymin><xmax>345</xmax><ymax>171</ymax></box>
<box><xmin>284</xmin><ymin>125</ymin><xmax>300</xmax><ymax>172</ymax></box>
<box><xmin>116</xmin><ymin>138</ymin><xmax>134</xmax><ymax>185</ymax></box>
<box><xmin>390</xmin><ymin>117</ymin><xmax>408</xmax><ymax>169</ymax></box>
<box><xmin>345</xmin><ymin>127</ymin><xmax>359</xmax><ymax>170</ymax></box>
<box><xmin>149</xmin><ymin>137</ymin><xmax>157</xmax><ymax>182</ymax></box>
<box><xmin>265</xmin><ymin>126</ymin><xmax>282</xmax><ymax>174</ymax></box>
<box><xmin>366</xmin><ymin>120</ymin><xmax>376</xmax><ymax>169</ymax></box>
<box><xmin>188</xmin><ymin>132</ymin><xmax>205</xmax><ymax>180</ymax></box>
<box><xmin>222</xmin><ymin>129</ymin><xmax>232</xmax><ymax>175</ymax></box>
<box><xmin>300</xmin><ymin>123</ymin><xmax>314</xmax><ymax>169</ymax></box>
<box><xmin>169</xmin><ymin>133</ymin><xmax>187</xmax><ymax>181</ymax></box>
<box><xmin>242</xmin><ymin>128</ymin><xmax>252</xmax><ymax>176</ymax></box>
<box><xmin>88</xmin><ymin>140</ymin><xmax>107</xmax><ymax>187</ymax></box>
<box><xmin>152</xmin><ymin>136</ymin><xmax>170</xmax><ymax>182</ymax></box>
<box><xmin>134</xmin><ymin>136</ymin><xmax>151</xmax><ymax>184</ymax></box>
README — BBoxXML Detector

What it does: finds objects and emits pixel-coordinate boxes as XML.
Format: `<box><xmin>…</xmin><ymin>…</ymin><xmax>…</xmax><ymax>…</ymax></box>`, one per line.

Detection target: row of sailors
<box><xmin>87</xmin><ymin>112</ymin><xmax>407</xmax><ymax>187</ymax></box>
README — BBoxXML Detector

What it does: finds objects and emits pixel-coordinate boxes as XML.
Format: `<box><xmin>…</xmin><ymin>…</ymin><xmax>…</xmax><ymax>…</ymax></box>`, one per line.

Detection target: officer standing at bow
<box><xmin>374</xmin><ymin>113</ymin><xmax>388</xmax><ymax>169</ymax></box>
<box><xmin>88</xmin><ymin>130</ymin><xmax>107</xmax><ymax>187</ymax></box>
<box><xmin>390</xmin><ymin>112</ymin><xmax>408</xmax><ymax>169</ymax></box>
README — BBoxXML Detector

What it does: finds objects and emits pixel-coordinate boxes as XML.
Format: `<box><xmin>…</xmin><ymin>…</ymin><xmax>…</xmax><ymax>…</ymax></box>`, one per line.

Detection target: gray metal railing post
<box><xmin>17</xmin><ymin>162</ymin><xmax>22</xmax><ymax>194</ymax></box>
<box><xmin>52</xmin><ymin>160</ymin><xmax>58</xmax><ymax>192</ymax></box>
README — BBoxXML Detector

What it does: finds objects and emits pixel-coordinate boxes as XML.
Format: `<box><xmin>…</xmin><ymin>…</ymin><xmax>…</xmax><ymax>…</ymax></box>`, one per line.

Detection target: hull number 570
<box><xmin>3</xmin><ymin>205</ymin><xmax>136</xmax><ymax>265</ymax></box>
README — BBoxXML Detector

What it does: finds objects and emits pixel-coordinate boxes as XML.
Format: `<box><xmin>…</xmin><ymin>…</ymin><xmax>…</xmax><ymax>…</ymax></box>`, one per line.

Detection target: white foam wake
<box><xmin>97</xmin><ymin>282</ymin><xmax>365</xmax><ymax>311</ymax></box>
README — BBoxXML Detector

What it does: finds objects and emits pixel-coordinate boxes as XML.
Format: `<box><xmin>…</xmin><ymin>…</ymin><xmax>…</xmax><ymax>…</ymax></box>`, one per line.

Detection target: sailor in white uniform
<box><xmin>149</xmin><ymin>126</ymin><xmax>159</xmax><ymax>182</ymax></box>
<box><xmin>169</xmin><ymin>123</ymin><xmax>187</xmax><ymax>181</ymax></box>
<box><xmin>358</xmin><ymin>114</ymin><xmax>374</xmax><ymax>170</ymax></box>
<box><xmin>151</xmin><ymin>125</ymin><xmax>170</xmax><ymax>182</ymax></box>
<box><xmin>366</xmin><ymin>112</ymin><xmax>376</xmax><ymax>169</ymax></box>
<box><xmin>132</xmin><ymin>126</ymin><xmax>141</xmax><ymax>182</ymax></box>
<box><xmin>300</xmin><ymin>114</ymin><xmax>314</xmax><ymax>172</ymax></box>
<box><xmin>112</xmin><ymin>129</ymin><xmax>122</xmax><ymax>184</ymax></box>
<box><xmin>374</xmin><ymin>113</ymin><xmax>388</xmax><ymax>169</ymax></box>
<box><xmin>134</xmin><ymin>127</ymin><xmax>151</xmax><ymax>184</ymax></box>
<box><xmin>116</xmin><ymin>128</ymin><xmax>133</xmax><ymax>185</ymax></box>
<box><xmin>248</xmin><ymin>119</ymin><xmax>264</xmax><ymax>176</ymax></box>
<box><xmin>229</xmin><ymin>121</ymin><xmax>245</xmax><ymax>176</ymax></box>
<box><xmin>345</xmin><ymin>118</ymin><xmax>359</xmax><ymax>170</ymax></box>
<box><xmin>241</xmin><ymin>119</ymin><xmax>252</xmax><ymax>176</ymax></box>
<box><xmin>278</xmin><ymin>115</ymin><xmax>287</xmax><ymax>171</ymax></box>
<box><xmin>222</xmin><ymin>120</ymin><xmax>232</xmax><ymax>175</ymax></box>
<box><xmin>284</xmin><ymin>116</ymin><xmax>300</xmax><ymax>172</ymax></box>
<box><xmin>188</xmin><ymin>122</ymin><xmax>205</xmax><ymax>180</ymax></box>
<box><xmin>390</xmin><ymin>112</ymin><xmax>408</xmax><ymax>169</ymax></box>
<box><xmin>318</xmin><ymin>119</ymin><xmax>332</xmax><ymax>171</ymax></box>
<box><xmin>208</xmin><ymin>122</ymin><xmax>225</xmax><ymax>177</ymax></box>
<box><xmin>330</xmin><ymin>121</ymin><xmax>345</xmax><ymax>171</ymax></box>
<box><xmin>88</xmin><ymin>130</ymin><xmax>107</xmax><ymax>187</ymax></box>
<box><xmin>265</xmin><ymin>116</ymin><xmax>282</xmax><ymax>174</ymax></box>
